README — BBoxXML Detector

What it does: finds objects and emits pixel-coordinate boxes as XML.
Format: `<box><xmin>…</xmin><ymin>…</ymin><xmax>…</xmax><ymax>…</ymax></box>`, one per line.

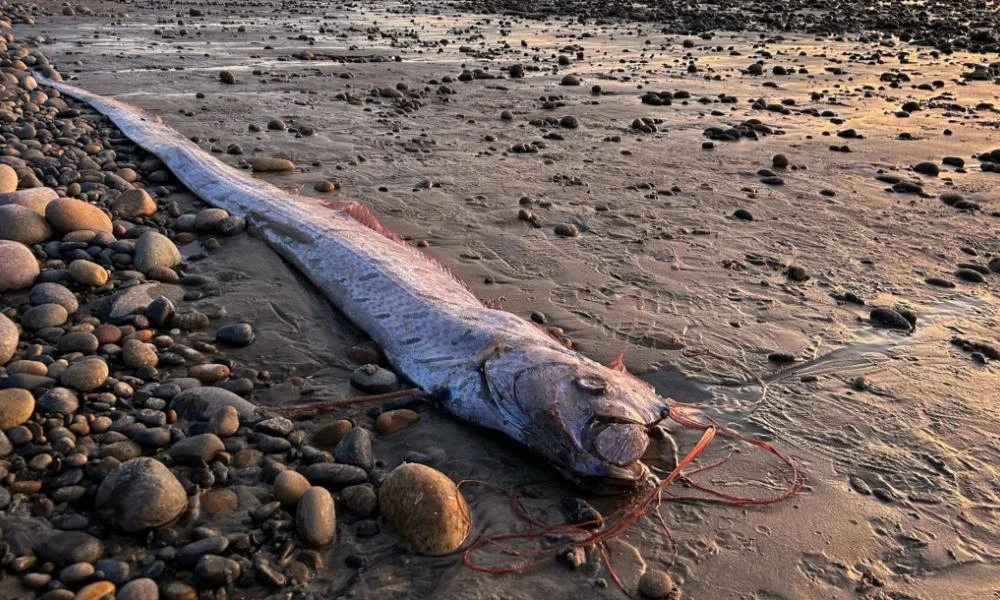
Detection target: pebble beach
<box><xmin>0</xmin><ymin>1</ymin><xmax>999</xmax><ymax>599</ymax></box>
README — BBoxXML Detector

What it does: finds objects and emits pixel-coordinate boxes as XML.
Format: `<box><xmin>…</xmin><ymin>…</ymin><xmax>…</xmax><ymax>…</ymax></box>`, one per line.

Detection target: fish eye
<box><xmin>575</xmin><ymin>375</ymin><xmax>607</xmax><ymax>394</ymax></box>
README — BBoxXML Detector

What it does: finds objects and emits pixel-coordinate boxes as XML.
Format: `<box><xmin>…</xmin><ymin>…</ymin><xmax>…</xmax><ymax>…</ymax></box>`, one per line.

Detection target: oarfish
<box><xmin>37</xmin><ymin>74</ymin><xmax>673</xmax><ymax>493</ymax></box>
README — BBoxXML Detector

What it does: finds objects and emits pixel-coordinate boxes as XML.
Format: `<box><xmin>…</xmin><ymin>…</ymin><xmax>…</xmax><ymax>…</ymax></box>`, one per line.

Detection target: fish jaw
<box><xmin>479</xmin><ymin>341</ymin><xmax>669</xmax><ymax>493</ymax></box>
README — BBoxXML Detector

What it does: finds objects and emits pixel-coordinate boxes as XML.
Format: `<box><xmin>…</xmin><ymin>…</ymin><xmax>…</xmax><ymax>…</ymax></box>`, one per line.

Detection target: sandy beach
<box><xmin>0</xmin><ymin>0</ymin><xmax>998</xmax><ymax>598</ymax></box>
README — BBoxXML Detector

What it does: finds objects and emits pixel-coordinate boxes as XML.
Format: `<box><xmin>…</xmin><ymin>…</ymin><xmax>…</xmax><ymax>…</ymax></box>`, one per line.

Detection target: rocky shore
<box><xmin>0</xmin><ymin>5</ymin><xmax>482</xmax><ymax>600</ymax></box>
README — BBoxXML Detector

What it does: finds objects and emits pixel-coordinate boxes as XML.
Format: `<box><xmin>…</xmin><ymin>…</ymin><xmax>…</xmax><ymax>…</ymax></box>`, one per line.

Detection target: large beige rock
<box><xmin>0</xmin><ymin>204</ymin><xmax>52</xmax><ymax>244</ymax></box>
<box><xmin>45</xmin><ymin>198</ymin><xmax>113</xmax><ymax>233</ymax></box>
<box><xmin>0</xmin><ymin>240</ymin><xmax>39</xmax><ymax>291</ymax></box>
<box><xmin>0</xmin><ymin>388</ymin><xmax>34</xmax><ymax>430</ymax></box>
<box><xmin>0</xmin><ymin>164</ymin><xmax>16</xmax><ymax>193</ymax></box>
<box><xmin>0</xmin><ymin>313</ymin><xmax>17</xmax><ymax>365</ymax></box>
<box><xmin>111</xmin><ymin>189</ymin><xmax>157</xmax><ymax>219</ymax></box>
<box><xmin>95</xmin><ymin>457</ymin><xmax>187</xmax><ymax>531</ymax></box>
<box><xmin>378</xmin><ymin>463</ymin><xmax>470</xmax><ymax>555</ymax></box>
<box><xmin>132</xmin><ymin>231</ymin><xmax>180</xmax><ymax>273</ymax></box>
<box><xmin>0</xmin><ymin>187</ymin><xmax>58</xmax><ymax>215</ymax></box>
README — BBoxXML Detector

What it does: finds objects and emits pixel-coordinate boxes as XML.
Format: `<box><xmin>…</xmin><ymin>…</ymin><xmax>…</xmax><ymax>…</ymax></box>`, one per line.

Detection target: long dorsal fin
<box><xmin>330</xmin><ymin>200</ymin><xmax>405</xmax><ymax>243</ymax></box>
<box><xmin>327</xmin><ymin>199</ymin><xmax>479</xmax><ymax>298</ymax></box>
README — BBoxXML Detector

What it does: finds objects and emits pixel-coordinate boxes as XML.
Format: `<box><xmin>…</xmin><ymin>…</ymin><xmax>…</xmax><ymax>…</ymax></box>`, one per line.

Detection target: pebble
<box><xmin>170</xmin><ymin>386</ymin><xmax>259</xmax><ymax>421</ymax></box>
<box><xmin>0</xmin><ymin>187</ymin><xmax>58</xmax><ymax>215</ymax></box>
<box><xmin>145</xmin><ymin>296</ymin><xmax>175</xmax><ymax>327</ymax></box>
<box><xmin>0</xmin><ymin>163</ymin><xmax>17</xmax><ymax>193</ymax></box>
<box><xmin>375</xmin><ymin>408</ymin><xmax>420</xmax><ymax>435</ymax></box>
<box><xmin>334</xmin><ymin>427</ymin><xmax>375</xmax><ymax>471</ymax></box>
<box><xmin>112</xmin><ymin>189</ymin><xmax>157</xmax><ymax>218</ymax></box>
<box><xmin>955</xmin><ymin>268</ymin><xmax>985</xmax><ymax>283</ymax></box>
<box><xmin>341</xmin><ymin>484</ymin><xmax>378</xmax><ymax>517</ymax></box>
<box><xmin>60</xmin><ymin>357</ymin><xmax>109</xmax><ymax>392</ymax></box>
<box><xmin>117</xmin><ymin>578</ymin><xmax>159</xmax><ymax>600</ymax></box>
<box><xmin>0</xmin><ymin>312</ymin><xmax>17</xmax><ymax>364</ymax></box>
<box><xmin>67</xmin><ymin>259</ymin><xmax>109</xmax><ymax>286</ymax></box>
<box><xmin>0</xmin><ymin>240</ymin><xmax>40</xmax><ymax>291</ymax></box>
<box><xmin>169</xmin><ymin>433</ymin><xmax>225</xmax><ymax>463</ymax></box>
<box><xmin>296</xmin><ymin>486</ymin><xmax>337</xmax><ymax>547</ymax></box>
<box><xmin>37</xmin><ymin>387</ymin><xmax>80</xmax><ymax>413</ymax></box>
<box><xmin>772</xmin><ymin>154</ymin><xmax>789</xmax><ymax>168</ymax></box>
<box><xmin>314</xmin><ymin>419</ymin><xmax>353</xmax><ymax>446</ymax></box>
<box><xmin>133</xmin><ymin>231</ymin><xmax>181</xmax><ymax>273</ymax></box>
<box><xmin>94</xmin><ymin>457</ymin><xmax>187</xmax><ymax>531</ymax></box>
<box><xmin>60</xmin><ymin>562</ymin><xmax>95</xmax><ymax>584</ymax></box>
<box><xmin>0</xmin><ymin>204</ymin><xmax>52</xmax><ymax>244</ymax></box>
<box><xmin>638</xmin><ymin>570</ymin><xmax>676</xmax><ymax>598</ymax></box>
<box><xmin>733</xmin><ymin>208</ymin><xmax>753</xmax><ymax>221</ymax></box>
<box><xmin>219</xmin><ymin>70</ymin><xmax>236</xmax><ymax>84</ymax></box>
<box><xmin>177</xmin><ymin>536</ymin><xmax>229</xmax><ymax>567</ymax></box>
<box><xmin>189</xmin><ymin>363</ymin><xmax>230</xmax><ymax>384</ymax></box>
<box><xmin>34</xmin><ymin>531</ymin><xmax>104</xmax><ymax>566</ymax></box>
<box><xmin>554</xmin><ymin>223</ymin><xmax>580</xmax><ymax>237</ymax></box>
<box><xmin>0</xmin><ymin>388</ymin><xmax>35</xmax><ymax>429</ymax></box>
<box><xmin>378</xmin><ymin>463</ymin><xmax>470</xmax><ymax>555</ymax></box>
<box><xmin>30</xmin><ymin>282</ymin><xmax>79</xmax><ymax>313</ymax></box>
<box><xmin>215</xmin><ymin>322</ymin><xmax>254</xmax><ymax>346</ymax></box>
<box><xmin>786</xmin><ymin>265</ymin><xmax>809</xmax><ymax>281</ymax></box>
<box><xmin>22</xmin><ymin>303</ymin><xmax>67</xmax><ymax>329</ymax></box>
<box><xmin>350</xmin><ymin>363</ymin><xmax>398</xmax><ymax>393</ymax></box>
<box><xmin>73</xmin><ymin>580</ymin><xmax>115</xmax><ymax>600</ymax></box>
<box><xmin>45</xmin><ymin>198</ymin><xmax>113</xmax><ymax>233</ymax></box>
<box><xmin>209</xmin><ymin>405</ymin><xmax>240</xmax><ymax>436</ymax></box>
<box><xmin>194</xmin><ymin>555</ymin><xmax>241</xmax><ymax>588</ymax></box>
<box><xmin>160</xmin><ymin>581</ymin><xmax>196</xmax><ymax>600</ymax></box>
<box><xmin>870</xmin><ymin>307</ymin><xmax>913</xmax><ymax>331</ymax></box>
<box><xmin>249</xmin><ymin>157</ymin><xmax>295</xmax><ymax>172</ymax></box>
<box><xmin>194</xmin><ymin>208</ymin><xmax>229</xmax><ymax>231</ymax></box>
<box><xmin>274</xmin><ymin>470</ymin><xmax>312</xmax><ymax>505</ymax></box>
<box><xmin>301</xmin><ymin>463</ymin><xmax>369</xmax><ymax>487</ymax></box>
<box><xmin>913</xmin><ymin>161</ymin><xmax>939</xmax><ymax>176</ymax></box>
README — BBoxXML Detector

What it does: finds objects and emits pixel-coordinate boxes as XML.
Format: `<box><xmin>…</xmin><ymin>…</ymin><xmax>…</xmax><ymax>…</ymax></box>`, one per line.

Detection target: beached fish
<box><xmin>38</xmin><ymin>75</ymin><xmax>672</xmax><ymax>493</ymax></box>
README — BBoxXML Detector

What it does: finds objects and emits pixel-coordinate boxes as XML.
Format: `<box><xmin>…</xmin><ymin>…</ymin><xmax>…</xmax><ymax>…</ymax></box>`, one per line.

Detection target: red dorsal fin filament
<box><xmin>327</xmin><ymin>199</ymin><xmax>478</xmax><ymax>297</ymax></box>
<box><xmin>330</xmin><ymin>200</ymin><xmax>404</xmax><ymax>243</ymax></box>
<box><xmin>607</xmin><ymin>351</ymin><xmax>628</xmax><ymax>373</ymax></box>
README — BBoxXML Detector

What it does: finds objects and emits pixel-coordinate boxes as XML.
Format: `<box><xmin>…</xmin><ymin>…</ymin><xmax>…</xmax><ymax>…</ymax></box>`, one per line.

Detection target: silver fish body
<box><xmin>39</xmin><ymin>75</ymin><xmax>671</xmax><ymax>492</ymax></box>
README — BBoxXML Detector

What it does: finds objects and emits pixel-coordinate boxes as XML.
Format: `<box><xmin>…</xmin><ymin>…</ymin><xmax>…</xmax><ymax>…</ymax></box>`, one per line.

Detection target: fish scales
<box><xmin>39</xmin><ymin>74</ymin><xmax>669</xmax><ymax>492</ymax></box>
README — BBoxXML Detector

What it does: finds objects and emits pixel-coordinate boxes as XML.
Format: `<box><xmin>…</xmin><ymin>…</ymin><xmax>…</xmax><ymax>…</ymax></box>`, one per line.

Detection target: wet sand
<box><xmin>10</xmin><ymin>0</ymin><xmax>1000</xmax><ymax>598</ymax></box>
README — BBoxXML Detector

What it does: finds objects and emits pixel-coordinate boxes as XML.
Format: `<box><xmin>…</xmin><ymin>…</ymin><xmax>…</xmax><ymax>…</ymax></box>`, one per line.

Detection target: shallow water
<box><xmin>17</xmin><ymin>0</ymin><xmax>1000</xmax><ymax>597</ymax></box>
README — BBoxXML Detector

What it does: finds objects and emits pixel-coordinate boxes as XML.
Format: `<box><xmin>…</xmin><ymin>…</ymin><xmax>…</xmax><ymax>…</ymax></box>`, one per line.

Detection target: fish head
<box><xmin>483</xmin><ymin>344</ymin><xmax>667</xmax><ymax>494</ymax></box>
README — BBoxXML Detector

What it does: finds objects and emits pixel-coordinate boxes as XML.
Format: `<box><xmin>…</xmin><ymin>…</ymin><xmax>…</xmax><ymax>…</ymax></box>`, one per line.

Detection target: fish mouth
<box><xmin>575</xmin><ymin>461</ymin><xmax>655</xmax><ymax>495</ymax></box>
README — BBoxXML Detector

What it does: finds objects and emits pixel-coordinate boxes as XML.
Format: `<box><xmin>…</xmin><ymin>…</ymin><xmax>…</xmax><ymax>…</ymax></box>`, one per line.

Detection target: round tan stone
<box><xmin>74</xmin><ymin>580</ymin><xmax>115</xmax><ymax>600</ymax></box>
<box><xmin>0</xmin><ymin>204</ymin><xmax>52</xmax><ymax>244</ymax></box>
<box><xmin>0</xmin><ymin>312</ymin><xmax>18</xmax><ymax>365</ymax></box>
<box><xmin>0</xmin><ymin>388</ymin><xmax>34</xmax><ymax>430</ymax></box>
<box><xmin>0</xmin><ymin>240</ymin><xmax>39</xmax><ymax>292</ymax></box>
<box><xmin>111</xmin><ymin>188</ymin><xmax>157</xmax><ymax>219</ymax></box>
<box><xmin>296</xmin><ymin>486</ymin><xmax>336</xmax><ymax>548</ymax></box>
<box><xmin>45</xmin><ymin>198</ymin><xmax>113</xmax><ymax>233</ymax></box>
<box><xmin>274</xmin><ymin>470</ymin><xmax>311</xmax><ymax>506</ymax></box>
<box><xmin>375</xmin><ymin>409</ymin><xmax>420</xmax><ymax>435</ymax></box>
<box><xmin>0</xmin><ymin>164</ymin><xmax>17</xmax><ymax>193</ymax></box>
<box><xmin>60</xmin><ymin>358</ymin><xmax>109</xmax><ymax>392</ymax></box>
<box><xmin>378</xmin><ymin>463</ymin><xmax>470</xmax><ymax>555</ymax></box>
<box><xmin>68</xmin><ymin>260</ymin><xmax>109</xmax><ymax>287</ymax></box>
